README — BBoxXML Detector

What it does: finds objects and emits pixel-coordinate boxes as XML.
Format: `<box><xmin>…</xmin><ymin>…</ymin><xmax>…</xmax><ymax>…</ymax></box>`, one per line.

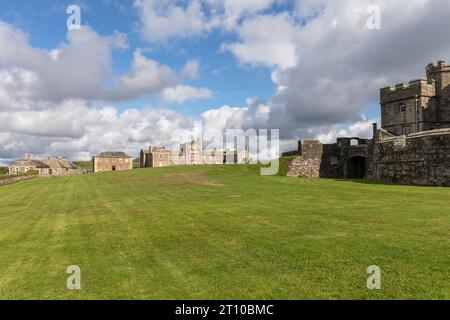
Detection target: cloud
<box><xmin>0</xmin><ymin>99</ymin><xmax>197</xmax><ymax>161</ymax></box>
<box><xmin>205</xmin><ymin>0</ymin><xmax>277</xmax><ymax>30</ymax></box>
<box><xmin>0</xmin><ymin>21</ymin><xmax>182</xmax><ymax>104</ymax></box>
<box><xmin>219</xmin><ymin>0</ymin><xmax>450</xmax><ymax>144</ymax></box>
<box><xmin>312</xmin><ymin>119</ymin><xmax>377</xmax><ymax>144</ymax></box>
<box><xmin>3</xmin><ymin>1</ymin><xmax>450</xmax><ymax>162</ymax></box>
<box><xmin>111</xmin><ymin>50</ymin><xmax>178</xmax><ymax>100</ymax></box>
<box><xmin>134</xmin><ymin>0</ymin><xmax>278</xmax><ymax>42</ymax></box>
<box><xmin>0</xmin><ymin>22</ymin><xmax>127</xmax><ymax>102</ymax></box>
<box><xmin>162</xmin><ymin>85</ymin><xmax>213</xmax><ymax>103</ymax></box>
<box><xmin>182</xmin><ymin>59</ymin><xmax>200</xmax><ymax>80</ymax></box>
<box><xmin>133</xmin><ymin>0</ymin><xmax>219</xmax><ymax>42</ymax></box>
<box><xmin>221</xmin><ymin>13</ymin><xmax>298</xmax><ymax>69</ymax></box>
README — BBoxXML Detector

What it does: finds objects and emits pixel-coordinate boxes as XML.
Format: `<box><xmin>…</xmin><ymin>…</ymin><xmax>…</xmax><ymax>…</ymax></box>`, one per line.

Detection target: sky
<box><xmin>1</xmin><ymin>0</ymin><xmax>450</xmax><ymax>164</ymax></box>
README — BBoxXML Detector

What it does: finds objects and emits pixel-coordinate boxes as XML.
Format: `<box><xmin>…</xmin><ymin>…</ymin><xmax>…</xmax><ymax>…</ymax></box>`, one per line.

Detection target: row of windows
<box><xmin>383</xmin><ymin>103</ymin><xmax>410</xmax><ymax>115</ymax></box>
<box><xmin>97</xmin><ymin>158</ymin><xmax>129</xmax><ymax>163</ymax></box>
<box><xmin>97</xmin><ymin>166</ymin><xmax>130</xmax><ymax>171</ymax></box>
<box><xmin>97</xmin><ymin>164</ymin><xmax>130</xmax><ymax>169</ymax></box>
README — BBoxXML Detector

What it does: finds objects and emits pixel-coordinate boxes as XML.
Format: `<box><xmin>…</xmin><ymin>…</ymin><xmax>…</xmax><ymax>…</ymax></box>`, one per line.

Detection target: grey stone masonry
<box><xmin>373</xmin><ymin>128</ymin><xmax>450</xmax><ymax>186</ymax></box>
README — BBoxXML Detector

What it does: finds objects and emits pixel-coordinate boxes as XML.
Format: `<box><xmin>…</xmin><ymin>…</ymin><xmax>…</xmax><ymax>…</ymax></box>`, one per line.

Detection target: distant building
<box><xmin>42</xmin><ymin>156</ymin><xmax>83</xmax><ymax>176</ymax></box>
<box><xmin>8</xmin><ymin>154</ymin><xmax>82</xmax><ymax>176</ymax></box>
<box><xmin>140</xmin><ymin>146</ymin><xmax>172</xmax><ymax>168</ymax></box>
<box><xmin>177</xmin><ymin>138</ymin><xmax>203</xmax><ymax>166</ymax></box>
<box><xmin>202</xmin><ymin>149</ymin><xmax>251</xmax><ymax>165</ymax></box>
<box><xmin>140</xmin><ymin>139</ymin><xmax>251</xmax><ymax>168</ymax></box>
<box><xmin>9</xmin><ymin>156</ymin><xmax>50</xmax><ymax>175</ymax></box>
<box><xmin>203</xmin><ymin>150</ymin><xmax>226</xmax><ymax>165</ymax></box>
<box><xmin>93</xmin><ymin>152</ymin><xmax>134</xmax><ymax>173</ymax></box>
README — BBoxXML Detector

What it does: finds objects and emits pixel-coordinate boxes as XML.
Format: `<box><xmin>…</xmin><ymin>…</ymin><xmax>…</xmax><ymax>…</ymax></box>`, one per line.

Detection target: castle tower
<box><xmin>380</xmin><ymin>78</ymin><xmax>436</xmax><ymax>135</ymax></box>
<box><xmin>426</xmin><ymin>60</ymin><xmax>450</xmax><ymax>124</ymax></box>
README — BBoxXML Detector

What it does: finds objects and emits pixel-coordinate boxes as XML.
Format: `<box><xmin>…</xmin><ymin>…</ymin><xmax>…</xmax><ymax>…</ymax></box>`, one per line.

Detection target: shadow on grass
<box><xmin>329</xmin><ymin>178</ymin><xmax>449</xmax><ymax>188</ymax></box>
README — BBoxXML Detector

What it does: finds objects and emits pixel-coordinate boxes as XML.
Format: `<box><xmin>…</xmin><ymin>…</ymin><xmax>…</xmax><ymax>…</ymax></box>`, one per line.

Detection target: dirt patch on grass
<box><xmin>163</xmin><ymin>170</ymin><xmax>223</xmax><ymax>186</ymax></box>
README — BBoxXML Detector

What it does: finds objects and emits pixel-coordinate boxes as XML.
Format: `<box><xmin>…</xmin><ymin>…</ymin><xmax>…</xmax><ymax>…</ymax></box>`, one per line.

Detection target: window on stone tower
<box><xmin>403</xmin><ymin>126</ymin><xmax>410</xmax><ymax>135</ymax></box>
<box><xmin>400</xmin><ymin>104</ymin><xmax>406</xmax><ymax>112</ymax></box>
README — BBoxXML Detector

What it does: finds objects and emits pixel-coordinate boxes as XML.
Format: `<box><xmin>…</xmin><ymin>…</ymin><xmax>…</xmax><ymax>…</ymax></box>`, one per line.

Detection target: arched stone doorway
<box><xmin>348</xmin><ymin>156</ymin><xmax>367</xmax><ymax>179</ymax></box>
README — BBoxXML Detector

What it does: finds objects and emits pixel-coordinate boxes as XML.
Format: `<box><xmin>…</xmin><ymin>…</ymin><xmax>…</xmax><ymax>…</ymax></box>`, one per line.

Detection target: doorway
<box><xmin>348</xmin><ymin>156</ymin><xmax>367</xmax><ymax>179</ymax></box>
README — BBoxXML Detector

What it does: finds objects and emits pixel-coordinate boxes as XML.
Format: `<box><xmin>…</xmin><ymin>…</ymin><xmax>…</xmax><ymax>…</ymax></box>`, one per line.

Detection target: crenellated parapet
<box><xmin>426</xmin><ymin>60</ymin><xmax>450</xmax><ymax>76</ymax></box>
<box><xmin>380</xmin><ymin>78</ymin><xmax>435</xmax><ymax>104</ymax></box>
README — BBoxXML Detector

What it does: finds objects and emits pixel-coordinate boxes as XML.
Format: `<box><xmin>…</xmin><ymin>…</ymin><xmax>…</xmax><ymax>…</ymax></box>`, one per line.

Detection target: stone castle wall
<box><xmin>373</xmin><ymin>129</ymin><xmax>450</xmax><ymax>186</ymax></box>
<box><xmin>287</xmin><ymin>141</ymin><xmax>322</xmax><ymax>178</ymax></box>
<box><xmin>286</xmin><ymin>140</ymin><xmax>340</xmax><ymax>178</ymax></box>
<box><xmin>0</xmin><ymin>174</ymin><xmax>38</xmax><ymax>187</ymax></box>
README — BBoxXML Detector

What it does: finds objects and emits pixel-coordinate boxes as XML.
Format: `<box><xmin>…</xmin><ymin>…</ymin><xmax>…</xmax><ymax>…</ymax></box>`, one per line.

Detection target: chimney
<box><xmin>372</xmin><ymin>123</ymin><xmax>378</xmax><ymax>139</ymax></box>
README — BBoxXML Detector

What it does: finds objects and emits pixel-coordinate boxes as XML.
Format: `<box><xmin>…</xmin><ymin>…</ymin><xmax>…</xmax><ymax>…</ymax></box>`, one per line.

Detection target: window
<box><xmin>159</xmin><ymin>154</ymin><xmax>163</xmax><ymax>160</ymax></box>
<box><xmin>105</xmin><ymin>158</ymin><xmax>109</xmax><ymax>163</ymax></box>
<box><xmin>400</xmin><ymin>104</ymin><xmax>406</xmax><ymax>112</ymax></box>
<box><xmin>119</xmin><ymin>158</ymin><xmax>123</xmax><ymax>163</ymax></box>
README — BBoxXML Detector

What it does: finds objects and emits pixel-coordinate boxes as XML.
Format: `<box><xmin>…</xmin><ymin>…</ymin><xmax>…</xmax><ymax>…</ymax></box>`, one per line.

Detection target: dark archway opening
<box><xmin>348</xmin><ymin>156</ymin><xmax>367</xmax><ymax>179</ymax></box>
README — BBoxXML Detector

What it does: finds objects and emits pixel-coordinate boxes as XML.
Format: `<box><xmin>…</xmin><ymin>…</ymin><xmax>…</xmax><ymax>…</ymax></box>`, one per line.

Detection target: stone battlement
<box><xmin>426</xmin><ymin>60</ymin><xmax>450</xmax><ymax>73</ymax></box>
<box><xmin>380</xmin><ymin>78</ymin><xmax>435</xmax><ymax>103</ymax></box>
<box><xmin>380</xmin><ymin>78</ymin><xmax>435</xmax><ymax>92</ymax></box>
<box><xmin>377</xmin><ymin>128</ymin><xmax>450</xmax><ymax>143</ymax></box>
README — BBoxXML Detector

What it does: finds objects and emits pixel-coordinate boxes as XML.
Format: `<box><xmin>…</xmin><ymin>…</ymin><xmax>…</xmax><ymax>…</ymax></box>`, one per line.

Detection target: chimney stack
<box><xmin>372</xmin><ymin>123</ymin><xmax>378</xmax><ymax>139</ymax></box>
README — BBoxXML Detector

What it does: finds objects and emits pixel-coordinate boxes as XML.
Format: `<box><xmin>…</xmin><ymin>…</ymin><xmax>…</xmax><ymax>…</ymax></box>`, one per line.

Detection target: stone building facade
<box><xmin>288</xmin><ymin>60</ymin><xmax>450</xmax><ymax>186</ymax></box>
<box><xmin>93</xmin><ymin>152</ymin><xmax>133</xmax><ymax>173</ymax></box>
<box><xmin>287</xmin><ymin>137</ymin><xmax>372</xmax><ymax>179</ymax></box>
<box><xmin>380</xmin><ymin>60</ymin><xmax>450</xmax><ymax>135</ymax></box>
<box><xmin>140</xmin><ymin>147</ymin><xmax>173</xmax><ymax>168</ymax></box>
<box><xmin>42</xmin><ymin>157</ymin><xmax>84</xmax><ymax>176</ymax></box>
<box><xmin>140</xmin><ymin>139</ymin><xmax>251</xmax><ymax>168</ymax></box>
<box><xmin>178</xmin><ymin>138</ymin><xmax>204</xmax><ymax>166</ymax></box>
<box><xmin>9</xmin><ymin>156</ymin><xmax>50</xmax><ymax>176</ymax></box>
<box><xmin>9</xmin><ymin>154</ymin><xmax>83</xmax><ymax>176</ymax></box>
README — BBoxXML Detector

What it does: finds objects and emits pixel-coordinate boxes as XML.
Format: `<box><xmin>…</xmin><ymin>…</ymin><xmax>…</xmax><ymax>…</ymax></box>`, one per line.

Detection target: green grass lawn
<box><xmin>73</xmin><ymin>161</ymin><xmax>93</xmax><ymax>173</ymax></box>
<box><xmin>0</xmin><ymin>165</ymin><xmax>449</xmax><ymax>300</ymax></box>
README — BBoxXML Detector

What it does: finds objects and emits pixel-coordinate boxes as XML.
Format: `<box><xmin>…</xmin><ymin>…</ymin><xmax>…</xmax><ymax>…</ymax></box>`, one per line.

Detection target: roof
<box><xmin>95</xmin><ymin>151</ymin><xmax>133</xmax><ymax>158</ymax></box>
<box><xmin>10</xmin><ymin>159</ymin><xmax>49</xmax><ymax>168</ymax></box>
<box><xmin>42</xmin><ymin>158</ymin><xmax>78</xmax><ymax>169</ymax></box>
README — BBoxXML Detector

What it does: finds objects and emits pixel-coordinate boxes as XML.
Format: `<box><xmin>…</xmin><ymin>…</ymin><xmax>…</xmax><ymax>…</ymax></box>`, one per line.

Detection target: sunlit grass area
<box><xmin>0</xmin><ymin>165</ymin><xmax>449</xmax><ymax>299</ymax></box>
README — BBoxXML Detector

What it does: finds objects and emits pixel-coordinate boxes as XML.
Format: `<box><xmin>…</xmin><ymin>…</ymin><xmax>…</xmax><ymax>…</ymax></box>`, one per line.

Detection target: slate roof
<box><xmin>42</xmin><ymin>158</ymin><xmax>78</xmax><ymax>169</ymax></box>
<box><xmin>96</xmin><ymin>151</ymin><xmax>133</xmax><ymax>158</ymax></box>
<box><xmin>10</xmin><ymin>159</ymin><xmax>49</xmax><ymax>168</ymax></box>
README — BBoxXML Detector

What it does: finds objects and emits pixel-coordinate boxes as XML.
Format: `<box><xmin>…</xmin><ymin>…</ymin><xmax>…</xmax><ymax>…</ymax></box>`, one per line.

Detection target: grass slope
<box><xmin>73</xmin><ymin>161</ymin><xmax>93</xmax><ymax>173</ymax></box>
<box><xmin>0</xmin><ymin>165</ymin><xmax>449</xmax><ymax>300</ymax></box>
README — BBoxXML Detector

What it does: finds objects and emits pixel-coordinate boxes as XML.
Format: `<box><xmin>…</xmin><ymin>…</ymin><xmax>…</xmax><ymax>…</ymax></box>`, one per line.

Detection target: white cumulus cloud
<box><xmin>162</xmin><ymin>85</ymin><xmax>213</xmax><ymax>103</ymax></box>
